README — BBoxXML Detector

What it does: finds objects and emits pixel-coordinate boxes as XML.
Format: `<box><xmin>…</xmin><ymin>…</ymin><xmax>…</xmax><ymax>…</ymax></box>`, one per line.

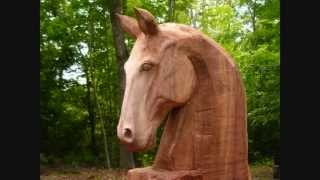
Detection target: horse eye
<box><xmin>140</xmin><ymin>63</ymin><xmax>154</xmax><ymax>71</ymax></box>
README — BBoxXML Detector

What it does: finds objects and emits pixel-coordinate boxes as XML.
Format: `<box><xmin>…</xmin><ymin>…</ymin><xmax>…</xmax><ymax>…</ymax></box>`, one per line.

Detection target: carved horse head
<box><xmin>116</xmin><ymin>8</ymin><xmax>196</xmax><ymax>151</ymax></box>
<box><xmin>117</xmin><ymin>8</ymin><xmax>251</xmax><ymax>179</ymax></box>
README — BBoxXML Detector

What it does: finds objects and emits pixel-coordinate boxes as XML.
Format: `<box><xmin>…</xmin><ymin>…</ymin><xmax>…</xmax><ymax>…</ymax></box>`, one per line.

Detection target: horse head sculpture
<box><xmin>116</xmin><ymin>8</ymin><xmax>251</xmax><ymax>180</ymax></box>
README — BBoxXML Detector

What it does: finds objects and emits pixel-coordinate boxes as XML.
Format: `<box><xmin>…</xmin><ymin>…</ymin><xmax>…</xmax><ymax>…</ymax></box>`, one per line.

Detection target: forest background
<box><xmin>40</xmin><ymin>0</ymin><xmax>279</xmax><ymax>171</ymax></box>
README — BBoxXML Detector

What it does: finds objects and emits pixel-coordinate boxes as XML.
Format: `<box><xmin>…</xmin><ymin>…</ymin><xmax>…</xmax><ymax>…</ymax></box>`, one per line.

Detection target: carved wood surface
<box><xmin>116</xmin><ymin>8</ymin><xmax>251</xmax><ymax>180</ymax></box>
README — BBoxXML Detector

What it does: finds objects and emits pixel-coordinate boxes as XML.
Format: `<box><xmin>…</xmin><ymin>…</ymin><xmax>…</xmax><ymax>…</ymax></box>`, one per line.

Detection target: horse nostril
<box><xmin>124</xmin><ymin>128</ymin><xmax>132</xmax><ymax>139</ymax></box>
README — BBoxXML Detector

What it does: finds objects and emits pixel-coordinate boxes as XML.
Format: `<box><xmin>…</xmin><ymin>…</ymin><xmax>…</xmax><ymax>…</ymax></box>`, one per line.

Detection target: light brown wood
<box><xmin>116</xmin><ymin>8</ymin><xmax>251</xmax><ymax>180</ymax></box>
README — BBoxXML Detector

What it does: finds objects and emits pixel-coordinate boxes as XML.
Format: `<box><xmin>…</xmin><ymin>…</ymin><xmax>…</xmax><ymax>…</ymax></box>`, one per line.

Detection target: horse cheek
<box><xmin>174</xmin><ymin>60</ymin><xmax>196</xmax><ymax>103</ymax></box>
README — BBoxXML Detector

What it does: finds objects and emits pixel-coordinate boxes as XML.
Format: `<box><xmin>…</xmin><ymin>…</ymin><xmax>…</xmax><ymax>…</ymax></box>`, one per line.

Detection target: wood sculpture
<box><xmin>116</xmin><ymin>8</ymin><xmax>251</xmax><ymax>180</ymax></box>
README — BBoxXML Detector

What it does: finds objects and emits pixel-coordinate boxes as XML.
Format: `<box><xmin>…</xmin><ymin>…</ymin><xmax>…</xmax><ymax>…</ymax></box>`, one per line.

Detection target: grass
<box><xmin>41</xmin><ymin>167</ymin><xmax>127</xmax><ymax>180</ymax></box>
<box><xmin>250</xmin><ymin>164</ymin><xmax>273</xmax><ymax>180</ymax></box>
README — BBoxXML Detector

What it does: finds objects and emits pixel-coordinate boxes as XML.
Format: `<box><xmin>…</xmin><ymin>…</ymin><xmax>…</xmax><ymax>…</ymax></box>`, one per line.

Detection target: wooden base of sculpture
<box><xmin>128</xmin><ymin>166</ymin><xmax>252</xmax><ymax>180</ymax></box>
<box><xmin>128</xmin><ymin>167</ymin><xmax>203</xmax><ymax>180</ymax></box>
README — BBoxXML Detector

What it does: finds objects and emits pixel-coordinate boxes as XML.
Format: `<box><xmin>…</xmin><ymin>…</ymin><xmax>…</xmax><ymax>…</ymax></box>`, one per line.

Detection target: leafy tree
<box><xmin>40</xmin><ymin>0</ymin><xmax>280</xmax><ymax>167</ymax></box>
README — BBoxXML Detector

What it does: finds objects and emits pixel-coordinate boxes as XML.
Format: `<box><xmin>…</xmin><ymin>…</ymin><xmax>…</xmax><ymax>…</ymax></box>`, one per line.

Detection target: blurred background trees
<box><xmin>40</xmin><ymin>0</ymin><xmax>279</xmax><ymax>168</ymax></box>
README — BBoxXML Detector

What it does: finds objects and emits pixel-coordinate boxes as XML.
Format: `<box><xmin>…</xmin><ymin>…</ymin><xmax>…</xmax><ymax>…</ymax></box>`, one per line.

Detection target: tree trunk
<box><xmin>247</xmin><ymin>0</ymin><xmax>257</xmax><ymax>48</ymax></box>
<box><xmin>252</xmin><ymin>2</ymin><xmax>256</xmax><ymax>34</ymax></box>
<box><xmin>76</xmin><ymin>43</ymin><xmax>98</xmax><ymax>158</ymax></box>
<box><xmin>91</xmin><ymin>39</ymin><xmax>111</xmax><ymax>168</ymax></box>
<box><xmin>85</xmin><ymin>70</ymin><xmax>98</xmax><ymax>157</ymax></box>
<box><xmin>94</xmin><ymin>85</ymin><xmax>111</xmax><ymax>168</ymax></box>
<box><xmin>168</xmin><ymin>0</ymin><xmax>176</xmax><ymax>22</ymax></box>
<box><xmin>109</xmin><ymin>0</ymin><xmax>135</xmax><ymax>169</ymax></box>
<box><xmin>87</xmin><ymin>16</ymin><xmax>99</xmax><ymax>158</ymax></box>
<box><xmin>273</xmin><ymin>151</ymin><xmax>280</xmax><ymax>179</ymax></box>
<box><xmin>190</xmin><ymin>9</ymin><xmax>197</xmax><ymax>28</ymax></box>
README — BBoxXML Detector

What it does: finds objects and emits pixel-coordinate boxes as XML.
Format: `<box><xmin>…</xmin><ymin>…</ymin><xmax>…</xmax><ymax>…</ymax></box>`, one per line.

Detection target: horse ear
<box><xmin>134</xmin><ymin>7</ymin><xmax>159</xmax><ymax>35</ymax></box>
<box><xmin>116</xmin><ymin>13</ymin><xmax>141</xmax><ymax>39</ymax></box>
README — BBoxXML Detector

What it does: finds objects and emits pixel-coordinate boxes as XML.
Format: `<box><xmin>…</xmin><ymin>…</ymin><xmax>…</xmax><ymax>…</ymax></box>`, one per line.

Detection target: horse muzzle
<box><xmin>117</xmin><ymin>125</ymin><xmax>156</xmax><ymax>152</ymax></box>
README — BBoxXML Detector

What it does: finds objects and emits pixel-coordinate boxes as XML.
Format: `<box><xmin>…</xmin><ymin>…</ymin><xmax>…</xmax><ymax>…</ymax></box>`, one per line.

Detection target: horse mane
<box><xmin>151</xmin><ymin>23</ymin><xmax>251</xmax><ymax>179</ymax></box>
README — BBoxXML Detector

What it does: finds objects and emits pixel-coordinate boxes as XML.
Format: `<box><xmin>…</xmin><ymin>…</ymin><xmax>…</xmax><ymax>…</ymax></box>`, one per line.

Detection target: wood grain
<box><xmin>117</xmin><ymin>8</ymin><xmax>251</xmax><ymax>180</ymax></box>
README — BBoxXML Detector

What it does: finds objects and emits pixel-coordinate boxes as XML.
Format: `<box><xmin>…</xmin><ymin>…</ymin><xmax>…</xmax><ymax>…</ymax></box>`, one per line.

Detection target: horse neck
<box><xmin>153</xmin><ymin>54</ymin><xmax>217</xmax><ymax>171</ymax></box>
<box><xmin>153</xmin><ymin>35</ymin><xmax>249</xmax><ymax>177</ymax></box>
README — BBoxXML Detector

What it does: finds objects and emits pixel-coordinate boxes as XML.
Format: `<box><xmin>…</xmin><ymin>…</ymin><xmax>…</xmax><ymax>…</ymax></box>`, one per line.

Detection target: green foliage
<box><xmin>40</xmin><ymin>153</ymin><xmax>49</xmax><ymax>165</ymax></box>
<box><xmin>139</xmin><ymin>154</ymin><xmax>154</xmax><ymax>166</ymax></box>
<box><xmin>40</xmin><ymin>0</ymin><xmax>279</xmax><ymax>167</ymax></box>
